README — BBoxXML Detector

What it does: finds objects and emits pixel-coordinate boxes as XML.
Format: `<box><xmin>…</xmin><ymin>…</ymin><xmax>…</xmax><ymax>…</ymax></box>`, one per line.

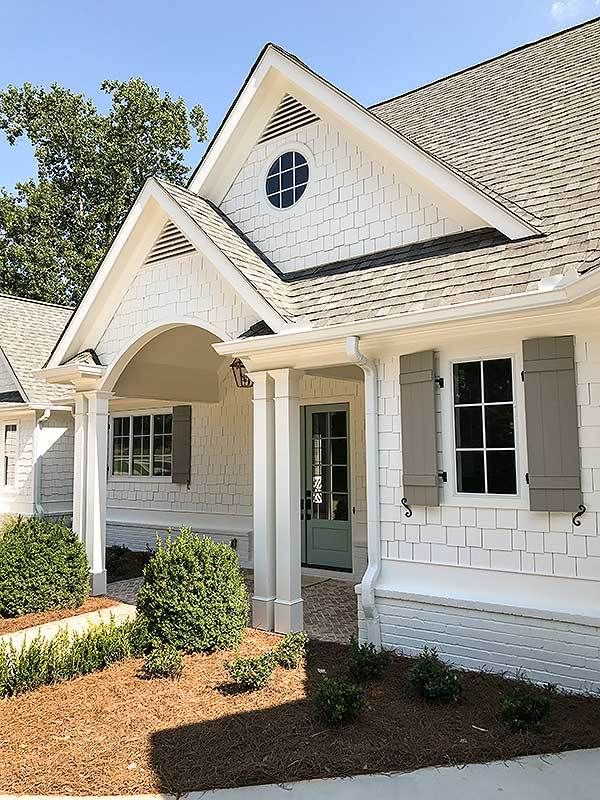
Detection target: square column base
<box><xmin>274</xmin><ymin>598</ymin><xmax>304</xmax><ymax>633</ymax></box>
<box><xmin>90</xmin><ymin>570</ymin><xmax>107</xmax><ymax>596</ymax></box>
<box><xmin>252</xmin><ymin>595</ymin><xmax>275</xmax><ymax>631</ymax></box>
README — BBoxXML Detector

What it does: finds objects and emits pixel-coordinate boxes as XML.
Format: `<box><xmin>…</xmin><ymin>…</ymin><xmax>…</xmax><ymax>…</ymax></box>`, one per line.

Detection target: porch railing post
<box><xmin>72</xmin><ymin>392</ymin><xmax>88</xmax><ymax>543</ymax></box>
<box><xmin>248</xmin><ymin>371</ymin><xmax>276</xmax><ymax>631</ymax></box>
<box><xmin>84</xmin><ymin>390</ymin><xmax>111</xmax><ymax>595</ymax></box>
<box><xmin>271</xmin><ymin>368</ymin><xmax>303</xmax><ymax>633</ymax></box>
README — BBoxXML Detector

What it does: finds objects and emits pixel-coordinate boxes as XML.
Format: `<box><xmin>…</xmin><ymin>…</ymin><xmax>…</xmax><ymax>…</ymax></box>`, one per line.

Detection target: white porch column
<box><xmin>271</xmin><ymin>368</ymin><xmax>303</xmax><ymax>633</ymax></box>
<box><xmin>84</xmin><ymin>391</ymin><xmax>111</xmax><ymax>595</ymax></box>
<box><xmin>72</xmin><ymin>393</ymin><xmax>88</xmax><ymax>540</ymax></box>
<box><xmin>248</xmin><ymin>371</ymin><xmax>276</xmax><ymax>631</ymax></box>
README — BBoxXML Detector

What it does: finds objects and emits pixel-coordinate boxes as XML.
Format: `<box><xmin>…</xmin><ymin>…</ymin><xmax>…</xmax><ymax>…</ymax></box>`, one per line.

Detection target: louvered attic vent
<box><xmin>145</xmin><ymin>221</ymin><xmax>195</xmax><ymax>265</ymax></box>
<box><xmin>258</xmin><ymin>94</ymin><xmax>320</xmax><ymax>144</ymax></box>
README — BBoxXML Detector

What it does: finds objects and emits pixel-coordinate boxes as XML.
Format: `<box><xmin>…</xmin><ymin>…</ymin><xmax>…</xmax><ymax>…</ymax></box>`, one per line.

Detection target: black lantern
<box><xmin>230</xmin><ymin>358</ymin><xmax>253</xmax><ymax>388</ymax></box>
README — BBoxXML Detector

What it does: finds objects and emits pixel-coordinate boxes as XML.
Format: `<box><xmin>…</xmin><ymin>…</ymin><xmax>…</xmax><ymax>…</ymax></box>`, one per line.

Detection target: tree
<box><xmin>0</xmin><ymin>79</ymin><xmax>207</xmax><ymax>304</ymax></box>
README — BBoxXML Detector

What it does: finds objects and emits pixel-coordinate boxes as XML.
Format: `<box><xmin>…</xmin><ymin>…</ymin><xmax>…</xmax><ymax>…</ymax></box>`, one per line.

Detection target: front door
<box><xmin>302</xmin><ymin>404</ymin><xmax>352</xmax><ymax>571</ymax></box>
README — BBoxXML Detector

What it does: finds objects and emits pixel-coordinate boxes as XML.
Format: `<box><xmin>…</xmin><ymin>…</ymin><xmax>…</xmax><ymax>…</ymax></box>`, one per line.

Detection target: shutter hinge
<box><xmin>434</xmin><ymin>376</ymin><xmax>444</xmax><ymax>388</ymax></box>
<box><xmin>525</xmin><ymin>472</ymin><xmax>529</xmax><ymax>485</ymax></box>
<box><xmin>438</xmin><ymin>470</ymin><xmax>448</xmax><ymax>483</ymax></box>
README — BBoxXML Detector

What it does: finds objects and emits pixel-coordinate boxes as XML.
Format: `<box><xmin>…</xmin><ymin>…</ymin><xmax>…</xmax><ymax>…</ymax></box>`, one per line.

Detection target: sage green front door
<box><xmin>302</xmin><ymin>404</ymin><xmax>352</xmax><ymax>572</ymax></box>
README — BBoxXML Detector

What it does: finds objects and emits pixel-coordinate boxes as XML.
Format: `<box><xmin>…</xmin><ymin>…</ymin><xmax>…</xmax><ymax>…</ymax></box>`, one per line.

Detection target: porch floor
<box><xmin>106</xmin><ymin>573</ymin><xmax>358</xmax><ymax>644</ymax></box>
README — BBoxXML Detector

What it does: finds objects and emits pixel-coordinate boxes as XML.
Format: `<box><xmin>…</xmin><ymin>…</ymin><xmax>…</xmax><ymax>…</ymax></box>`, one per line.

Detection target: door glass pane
<box><xmin>312</xmin><ymin>490</ymin><xmax>330</xmax><ymax>520</ymax></box>
<box><xmin>455</xmin><ymin>406</ymin><xmax>483</xmax><ymax>448</ymax></box>
<box><xmin>330</xmin><ymin>411</ymin><xmax>347</xmax><ymax>437</ymax></box>
<box><xmin>312</xmin><ymin>436</ymin><xmax>330</xmax><ymax>465</ymax></box>
<box><xmin>483</xmin><ymin>358</ymin><xmax>513</xmax><ymax>403</ymax></box>
<box><xmin>487</xmin><ymin>451</ymin><xmax>517</xmax><ymax>494</ymax></box>
<box><xmin>453</xmin><ymin>361</ymin><xmax>481</xmax><ymax>404</ymax></box>
<box><xmin>456</xmin><ymin>450</ymin><xmax>485</xmax><ymax>493</ymax></box>
<box><xmin>312</xmin><ymin>412</ymin><xmax>328</xmax><ymax>437</ymax></box>
<box><xmin>332</xmin><ymin>494</ymin><xmax>349</xmax><ymax>521</ymax></box>
<box><xmin>330</xmin><ymin>438</ymin><xmax>347</xmax><ymax>465</ymax></box>
<box><xmin>312</xmin><ymin>465</ymin><xmax>330</xmax><ymax>497</ymax></box>
<box><xmin>485</xmin><ymin>405</ymin><xmax>515</xmax><ymax>448</ymax></box>
<box><xmin>332</xmin><ymin>465</ymin><xmax>348</xmax><ymax>493</ymax></box>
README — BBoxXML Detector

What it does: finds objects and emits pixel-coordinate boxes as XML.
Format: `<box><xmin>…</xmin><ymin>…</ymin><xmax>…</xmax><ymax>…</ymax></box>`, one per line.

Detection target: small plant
<box><xmin>141</xmin><ymin>641</ymin><xmax>183</xmax><ymax>680</ymax></box>
<box><xmin>226</xmin><ymin>652</ymin><xmax>276</xmax><ymax>691</ymax></box>
<box><xmin>499</xmin><ymin>679</ymin><xmax>556</xmax><ymax>732</ymax></box>
<box><xmin>136</xmin><ymin>528</ymin><xmax>248</xmax><ymax>654</ymax></box>
<box><xmin>0</xmin><ymin>516</ymin><xmax>89</xmax><ymax>617</ymax></box>
<box><xmin>348</xmin><ymin>636</ymin><xmax>390</xmax><ymax>683</ymax></box>
<box><xmin>409</xmin><ymin>646</ymin><xmax>462</xmax><ymax>703</ymax></box>
<box><xmin>315</xmin><ymin>676</ymin><xmax>365</xmax><ymax>726</ymax></box>
<box><xmin>274</xmin><ymin>631</ymin><xmax>309</xmax><ymax>669</ymax></box>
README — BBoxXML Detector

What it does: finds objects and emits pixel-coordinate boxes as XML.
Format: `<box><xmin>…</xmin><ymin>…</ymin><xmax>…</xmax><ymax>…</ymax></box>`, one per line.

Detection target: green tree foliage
<box><xmin>0</xmin><ymin>79</ymin><xmax>207</xmax><ymax>304</ymax></box>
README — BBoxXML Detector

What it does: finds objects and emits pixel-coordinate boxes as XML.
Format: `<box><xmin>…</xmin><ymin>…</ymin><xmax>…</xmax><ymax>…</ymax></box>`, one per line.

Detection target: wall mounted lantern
<box><xmin>230</xmin><ymin>358</ymin><xmax>253</xmax><ymax>388</ymax></box>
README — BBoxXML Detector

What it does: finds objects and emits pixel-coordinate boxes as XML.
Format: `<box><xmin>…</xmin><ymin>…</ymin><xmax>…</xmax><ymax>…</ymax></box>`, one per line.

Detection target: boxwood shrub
<box><xmin>136</xmin><ymin>528</ymin><xmax>248</xmax><ymax>653</ymax></box>
<box><xmin>0</xmin><ymin>516</ymin><xmax>89</xmax><ymax>617</ymax></box>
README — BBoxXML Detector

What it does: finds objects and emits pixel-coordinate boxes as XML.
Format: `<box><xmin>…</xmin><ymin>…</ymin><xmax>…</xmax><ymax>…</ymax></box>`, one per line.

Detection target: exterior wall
<box><xmin>364</xmin><ymin>327</ymin><xmax>600</xmax><ymax>692</ymax></box>
<box><xmin>39</xmin><ymin>411</ymin><xmax>74</xmax><ymax>517</ymax></box>
<box><xmin>220</xmin><ymin>117</ymin><xmax>463</xmax><ymax>274</ymax></box>
<box><xmin>0</xmin><ymin>411</ymin><xmax>36</xmax><ymax>519</ymax></box>
<box><xmin>105</xmin><ymin>371</ymin><xmax>367</xmax><ymax>578</ymax></box>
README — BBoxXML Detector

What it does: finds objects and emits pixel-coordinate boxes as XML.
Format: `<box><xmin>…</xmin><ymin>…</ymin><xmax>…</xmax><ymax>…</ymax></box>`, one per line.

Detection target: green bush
<box><xmin>499</xmin><ymin>679</ymin><xmax>556</xmax><ymax>732</ymax></box>
<box><xmin>348</xmin><ymin>637</ymin><xmax>390</xmax><ymax>683</ymax></box>
<box><xmin>141</xmin><ymin>641</ymin><xmax>183</xmax><ymax>680</ymax></box>
<box><xmin>136</xmin><ymin>528</ymin><xmax>248</xmax><ymax>654</ymax></box>
<box><xmin>0</xmin><ymin>516</ymin><xmax>89</xmax><ymax>617</ymax></box>
<box><xmin>0</xmin><ymin>616</ymin><xmax>147</xmax><ymax>698</ymax></box>
<box><xmin>106</xmin><ymin>544</ymin><xmax>152</xmax><ymax>582</ymax></box>
<box><xmin>226</xmin><ymin>652</ymin><xmax>276</xmax><ymax>691</ymax></box>
<box><xmin>409</xmin><ymin>646</ymin><xmax>462</xmax><ymax>703</ymax></box>
<box><xmin>274</xmin><ymin>631</ymin><xmax>309</xmax><ymax>669</ymax></box>
<box><xmin>315</xmin><ymin>676</ymin><xmax>365</xmax><ymax>726</ymax></box>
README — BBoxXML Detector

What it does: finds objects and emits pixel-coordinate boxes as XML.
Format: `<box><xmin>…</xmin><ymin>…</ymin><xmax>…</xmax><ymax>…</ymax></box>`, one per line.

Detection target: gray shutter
<box><xmin>522</xmin><ymin>336</ymin><xmax>582</xmax><ymax>512</ymax></box>
<box><xmin>171</xmin><ymin>405</ymin><xmax>192</xmax><ymax>485</ymax></box>
<box><xmin>399</xmin><ymin>351</ymin><xmax>439</xmax><ymax>507</ymax></box>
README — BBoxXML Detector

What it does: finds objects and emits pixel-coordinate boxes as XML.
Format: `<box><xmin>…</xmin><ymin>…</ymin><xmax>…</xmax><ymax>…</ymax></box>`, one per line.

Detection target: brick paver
<box><xmin>107</xmin><ymin>573</ymin><xmax>357</xmax><ymax>644</ymax></box>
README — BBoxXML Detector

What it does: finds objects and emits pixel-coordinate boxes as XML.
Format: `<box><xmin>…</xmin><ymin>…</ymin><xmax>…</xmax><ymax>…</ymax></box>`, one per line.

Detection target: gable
<box><xmin>0</xmin><ymin>348</ymin><xmax>22</xmax><ymax>401</ymax></box>
<box><xmin>221</xmin><ymin>109</ymin><xmax>465</xmax><ymax>273</ymax></box>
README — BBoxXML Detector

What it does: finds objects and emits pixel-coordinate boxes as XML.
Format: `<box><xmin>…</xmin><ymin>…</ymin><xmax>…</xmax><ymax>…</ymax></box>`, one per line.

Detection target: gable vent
<box><xmin>258</xmin><ymin>94</ymin><xmax>319</xmax><ymax>144</ymax></box>
<box><xmin>145</xmin><ymin>221</ymin><xmax>195</xmax><ymax>265</ymax></box>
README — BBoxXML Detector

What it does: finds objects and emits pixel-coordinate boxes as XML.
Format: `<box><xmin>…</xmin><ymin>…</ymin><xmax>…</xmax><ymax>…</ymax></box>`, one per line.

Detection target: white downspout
<box><xmin>346</xmin><ymin>335</ymin><xmax>382</xmax><ymax>648</ymax></box>
<box><xmin>34</xmin><ymin>408</ymin><xmax>52</xmax><ymax>515</ymax></box>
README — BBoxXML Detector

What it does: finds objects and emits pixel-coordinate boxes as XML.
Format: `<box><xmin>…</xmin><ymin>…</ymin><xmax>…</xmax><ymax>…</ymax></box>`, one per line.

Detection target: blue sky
<box><xmin>0</xmin><ymin>0</ymin><xmax>598</xmax><ymax>191</ymax></box>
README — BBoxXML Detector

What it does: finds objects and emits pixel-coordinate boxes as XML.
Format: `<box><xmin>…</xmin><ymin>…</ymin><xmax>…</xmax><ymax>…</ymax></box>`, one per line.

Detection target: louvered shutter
<box><xmin>522</xmin><ymin>337</ymin><xmax>582</xmax><ymax>512</ymax></box>
<box><xmin>399</xmin><ymin>351</ymin><xmax>439</xmax><ymax>506</ymax></box>
<box><xmin>171</xmin><ymin>405</ymin><xmax>192</xmax><ymax>485</ymax></box>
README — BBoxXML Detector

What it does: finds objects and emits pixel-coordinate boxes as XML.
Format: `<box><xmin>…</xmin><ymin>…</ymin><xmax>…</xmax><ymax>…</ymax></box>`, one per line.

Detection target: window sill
<box><xmin>108</xmin><ymin>475</ymin><xmax>172</xmax><ymax>485</ymax></box>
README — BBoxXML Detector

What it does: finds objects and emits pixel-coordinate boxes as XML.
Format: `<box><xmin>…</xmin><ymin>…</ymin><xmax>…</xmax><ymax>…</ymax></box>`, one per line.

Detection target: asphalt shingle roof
<box><xmin>0</xmin><ymin>295</ymin><xmax>73</xmax><ymax>404</ymax></box>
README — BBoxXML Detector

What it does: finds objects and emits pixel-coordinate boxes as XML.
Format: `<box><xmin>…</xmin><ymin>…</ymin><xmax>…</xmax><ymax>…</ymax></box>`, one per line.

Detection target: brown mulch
<box><xmin>1</xmin><ymin>630</ymin><xmax>599</xmax><ymax>795</ymax></box>
<box><xmin>0</xmin><ymin>597</ymin><xmax>118</xmax><ymax>636</ymax></box>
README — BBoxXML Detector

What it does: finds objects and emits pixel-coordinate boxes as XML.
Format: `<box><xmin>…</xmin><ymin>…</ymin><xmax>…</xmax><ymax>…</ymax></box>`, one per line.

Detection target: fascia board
<box><xmin>190</xmin><ymin>45</ymin><xmax>537</xmax><ymax>240</ymax></box>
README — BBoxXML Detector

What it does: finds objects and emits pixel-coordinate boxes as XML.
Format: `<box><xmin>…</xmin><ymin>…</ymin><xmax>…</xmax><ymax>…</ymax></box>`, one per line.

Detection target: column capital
<box><xmin>269</xmin><ymin>368</ymin><xmax>302</xmax><ymax>399</ymax></box>
<box><xmin>247</xmin><ymin>371</ymin><xmax>274</xmax><ymax>401</ymax></box>
<box><xmin>84</xmin><ymin>390</ymin><xmax>112</xmax><ymax>414</ymax></box>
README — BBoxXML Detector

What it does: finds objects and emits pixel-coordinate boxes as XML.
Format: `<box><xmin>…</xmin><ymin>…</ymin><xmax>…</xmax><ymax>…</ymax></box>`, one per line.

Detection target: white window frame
<box><xmin>259</xmin><ymin>140</ymin><xmax>315</xmax><ymax>216</ymax></box>
<box><xmin>109</xmin><ymin>408</ymin><xmax>172</xmax><ymax>483</ymax></box>
<box><xmin>439</xmin><ymin>345</ymin><xmax>528</xmax><ymax>509</ymax></box>
<box><xmin>0</xmin><ymin>420</ymin><xmax>19</xmax><ymax>492</ymax></box>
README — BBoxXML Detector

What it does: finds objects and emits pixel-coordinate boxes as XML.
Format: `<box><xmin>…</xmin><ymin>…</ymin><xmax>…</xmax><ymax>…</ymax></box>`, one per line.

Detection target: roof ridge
<box><xmin>0</xmin><ymin>293</ymin><xmax>74</xmax><ymax>311</ymax></box>
<box><xmin>369</xmin><ymin>16</ymin><xmax>600</xmax><ymax>109</ymax></box>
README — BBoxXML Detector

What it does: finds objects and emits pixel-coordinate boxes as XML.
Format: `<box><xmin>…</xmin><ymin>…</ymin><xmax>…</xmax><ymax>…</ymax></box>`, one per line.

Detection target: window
<box><xmin>3</xmin><ymin>424</ymin><xmax>17</xmax><ymax>487</ymax></box>
<box><xmin>453</xmin><ymin>359</ymin><xmax>517</xmax><ymax>495</ymax></box>
<box><xmin>265</xmin><ymin>151</ymin><xmax>309</xmax><ymax>209</ymax></box>
<box><xmin>111</xmin><ymin>413</ymin><xmax>172</xmax><ymax>478</ymax></box>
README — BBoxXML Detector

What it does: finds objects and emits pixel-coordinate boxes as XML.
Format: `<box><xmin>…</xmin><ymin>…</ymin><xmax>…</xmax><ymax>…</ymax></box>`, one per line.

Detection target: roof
<box><xmin>0</xmin><ymin>295</ymin><xmax>73</xmax><ymax>404</ymax></box>
<box><xmin>193</xmin><ymin>20</ymin><xmax>600</xmax><ymax>331</ymax></box>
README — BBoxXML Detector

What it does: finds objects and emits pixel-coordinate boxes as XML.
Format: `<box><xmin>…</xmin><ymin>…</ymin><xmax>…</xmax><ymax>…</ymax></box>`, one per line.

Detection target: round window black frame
<box><xmin>265</xmin><ymin>151</ymin><xmax>309</xmax><ymax>209</ymax></box>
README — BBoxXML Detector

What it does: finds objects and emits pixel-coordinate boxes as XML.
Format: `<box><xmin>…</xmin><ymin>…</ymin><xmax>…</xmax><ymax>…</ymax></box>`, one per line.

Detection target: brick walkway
<box><xmin>107</xmin><ymin>573</ymin><xmax>357</xmax><ymax>644</ymax></box>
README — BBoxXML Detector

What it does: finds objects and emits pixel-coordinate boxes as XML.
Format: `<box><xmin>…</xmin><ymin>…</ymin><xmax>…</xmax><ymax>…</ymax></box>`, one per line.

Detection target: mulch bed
<box><xmin>1</xmin><ymin>630</ymin><xmax>599</xmax><ymax>795</ymax></box>
<box><xmin>0</xmin><ymin>597</ymin><xmax>118</xmax><ymax>636</ymax></box>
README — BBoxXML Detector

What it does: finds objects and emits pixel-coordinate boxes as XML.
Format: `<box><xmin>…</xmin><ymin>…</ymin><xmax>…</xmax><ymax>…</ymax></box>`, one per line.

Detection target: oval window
<box><xmin>265</xmin><ymin>151</ymin><xmax>309</xmax><ymax>209</ymax></box>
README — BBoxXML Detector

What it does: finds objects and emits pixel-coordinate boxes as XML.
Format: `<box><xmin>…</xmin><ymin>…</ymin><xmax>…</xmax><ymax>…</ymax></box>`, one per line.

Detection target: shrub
<box><xmin>106</xmin><ymin>544</ymin><xmax>152</xmax><ymax>582</ymax></box>
<box><xmin>274</xmin><ymin>631</ymin><xmax>309</xmax><ymax>669</ymax></box>
<box><xmin>409</xmin><ymin>646</ymin><xmax>462</xmax><ymax>703</ymax></box>
<box><xmin>315</xmin><ymin>676</ymin><xmax>365</xmax><ymax>726</ymax></box>
<box><xmin>499</xmin><ymin>680</ymin><xmax>556</xmax><ymax>732</ymax></box>
<box><xmin>348</xmin><ymin>637</ymin><xmax>390</xmax><ymax>683</ymax></box>
<box><xmin>136</xmin><ymin>528</ymin><xmax>248</xmax><ymax>654</ymax></box>
<box><xmin>141</xmin><ymin>641</ymin><xmax>183</xmax><ymax>680</ymax></box>
<box><xmin>226</xmin><ymin>652</ymin><xmax>276</xmax><ymax>691</ymax></box>
<box><xmin>0</xmin><ymin>516</ymin><xmax>89</xmax><ymax>617</ymax></box>
<box><xmin>0</xmin><ymin>616</ymin><xmax>146</xmax><ymax>698</ymax></box>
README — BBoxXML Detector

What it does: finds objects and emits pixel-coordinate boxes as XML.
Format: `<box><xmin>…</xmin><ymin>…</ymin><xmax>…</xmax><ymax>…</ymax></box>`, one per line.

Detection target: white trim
<box><xmin>189</xmin><ymin>45</ymin><xmax>537</xmax><ymax>240</ymax></box>
<box><xmin>259</xmin><ymin>141</ymin><xmax>314</xmax><ymax>216</ymax></box>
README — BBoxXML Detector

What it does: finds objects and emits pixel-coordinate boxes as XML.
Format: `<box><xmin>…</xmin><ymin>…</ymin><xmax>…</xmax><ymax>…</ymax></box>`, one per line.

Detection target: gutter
<box><xmin>345</xmin><ymin>336</ymin><xmax>382</xmax><ymax>648</ymax></box>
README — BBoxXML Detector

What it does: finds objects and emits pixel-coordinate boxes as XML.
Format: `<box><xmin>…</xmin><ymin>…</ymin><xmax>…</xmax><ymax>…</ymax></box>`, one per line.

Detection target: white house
<box><xmin>3</xmin><ymin>20</ymin><xmax>600</xmax><ymax>692</ymax></box>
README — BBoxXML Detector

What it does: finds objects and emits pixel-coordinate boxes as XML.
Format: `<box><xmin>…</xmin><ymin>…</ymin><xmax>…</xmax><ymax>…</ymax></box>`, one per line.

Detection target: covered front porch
<box><xmin>43</xmin><ymin>321</ymin><xmax>368</xmax><ymax>635</ymax></box>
